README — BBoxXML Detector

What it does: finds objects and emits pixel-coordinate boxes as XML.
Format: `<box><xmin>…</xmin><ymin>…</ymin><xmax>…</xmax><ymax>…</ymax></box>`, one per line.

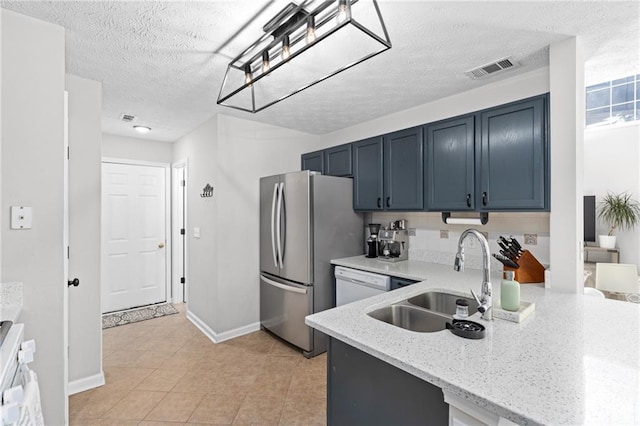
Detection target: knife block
<box><xmin>503</xmin><ymin>250</ymin><xmax>545</xmax><ymax>284</ymax></box>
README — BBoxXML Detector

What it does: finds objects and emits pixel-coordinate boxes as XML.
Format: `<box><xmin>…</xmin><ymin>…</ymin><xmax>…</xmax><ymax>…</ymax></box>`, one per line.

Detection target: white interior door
<box><xmin>102</xmin><ymin>162</ymin><xmax>167</xmax><ymax>313</ymax></box>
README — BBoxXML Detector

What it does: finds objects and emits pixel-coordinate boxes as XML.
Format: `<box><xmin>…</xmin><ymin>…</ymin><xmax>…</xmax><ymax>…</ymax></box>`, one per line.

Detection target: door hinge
<box><xmin>180</xmin><ymin>228</ymin><xmax>185</xmax><ymax>235</ymax></box>
<box><xmin>67</xmin><ymin>246</ymin><xmax>70</xmax><ymax>259</ymax></box>
<box><xmin>181</xmin><ymin>180</ymin><xmax>186</xmax><ymax>187</ymax></box>
<box><xmin>180</xmin><ymin>277</ymin><xmax>185</xmax><ymax>284</ymax></box>
<box><xmin>67</xmin><ymin>146</ymin><xmax>70</xmax><ymax>160</ymax></box>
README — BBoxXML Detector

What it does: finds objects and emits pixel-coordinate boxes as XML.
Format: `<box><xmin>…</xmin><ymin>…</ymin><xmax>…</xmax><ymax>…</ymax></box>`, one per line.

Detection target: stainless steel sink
<box><xmin>368</xmin><ymin>305</ymin><xmax>451</xmax><ymax>332</ymax></box>
<box><xmin>407</xmin><ymin>292</ymin><xmax>478</xmax><ymax>316</ymax></box>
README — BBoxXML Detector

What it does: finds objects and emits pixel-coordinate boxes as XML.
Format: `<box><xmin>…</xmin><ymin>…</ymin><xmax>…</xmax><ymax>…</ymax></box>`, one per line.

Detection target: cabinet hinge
<box><xmin>67</xmin><ymin>146</ymin><xmax>70</xmax><ymax>160</ymax></box>
<box><xmin>67</xmin><ymin>246</ymin><xmax>70</xmax><ymax>259</ymax></box>
<box><xmin>181</xmin><ymin>180</ymin><xmax>186</xmax><ymax>187</ymax></box>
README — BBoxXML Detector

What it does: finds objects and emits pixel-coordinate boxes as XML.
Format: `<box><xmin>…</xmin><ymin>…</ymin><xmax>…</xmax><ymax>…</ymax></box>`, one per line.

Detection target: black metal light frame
<box><xmin>217</xmin><ymin>0</ymin><xmax>391</xmax><ymax>113</ymax></box>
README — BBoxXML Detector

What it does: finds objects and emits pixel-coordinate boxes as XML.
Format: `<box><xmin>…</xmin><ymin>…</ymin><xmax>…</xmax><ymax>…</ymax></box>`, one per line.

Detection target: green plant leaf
<box><xmin>597</xmin><ymin>192</ymin><xmax>640</xmax><ymax>236</ymax></box>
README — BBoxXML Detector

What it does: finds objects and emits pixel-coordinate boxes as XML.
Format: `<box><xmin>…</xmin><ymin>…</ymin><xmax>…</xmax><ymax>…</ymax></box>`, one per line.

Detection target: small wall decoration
<box><xmin>201</xmin><ymin>183</ymin><xmax>214</xmax><ymax>198</ymax></box>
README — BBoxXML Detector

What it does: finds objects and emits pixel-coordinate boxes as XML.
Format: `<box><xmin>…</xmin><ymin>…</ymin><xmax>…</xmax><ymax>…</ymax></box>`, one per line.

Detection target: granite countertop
<box><xmin>0</xmin><ymin>282</ymin><xmax>23</xmax><ymax>322</ymax></box>
<box><xmin>307</xmin><ymin>256</ymin><xmax>640</xmax><ymax>425</ymax></box>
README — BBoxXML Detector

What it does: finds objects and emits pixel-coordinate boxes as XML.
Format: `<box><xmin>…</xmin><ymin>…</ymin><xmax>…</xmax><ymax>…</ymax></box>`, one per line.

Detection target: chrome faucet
<box><xmin>454</xmin><ymin>229</ymin><xmax>493</xmax><ymax>320</ymax></box>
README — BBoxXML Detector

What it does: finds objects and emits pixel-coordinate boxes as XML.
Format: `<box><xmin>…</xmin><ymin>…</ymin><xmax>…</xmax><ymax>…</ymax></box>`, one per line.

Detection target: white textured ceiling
<box><xmin>2</xmin><ymin>1</ymin><xmax>638</xmax><ymax>141</ymax></box>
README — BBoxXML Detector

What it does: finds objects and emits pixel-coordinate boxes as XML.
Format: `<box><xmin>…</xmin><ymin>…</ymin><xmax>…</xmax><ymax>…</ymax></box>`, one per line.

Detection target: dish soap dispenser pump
<box><xmin>501</xmin><ymin>270</ymin><xmax>520</xmax><ymax>312</ymax></box>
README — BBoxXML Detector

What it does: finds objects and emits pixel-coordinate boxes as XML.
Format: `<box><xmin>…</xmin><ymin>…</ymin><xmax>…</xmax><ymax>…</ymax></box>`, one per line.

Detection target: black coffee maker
<box><xmin>366</xmin><ymin>223</ymin><xmax>381</xmax><ymax>258</ymax></box>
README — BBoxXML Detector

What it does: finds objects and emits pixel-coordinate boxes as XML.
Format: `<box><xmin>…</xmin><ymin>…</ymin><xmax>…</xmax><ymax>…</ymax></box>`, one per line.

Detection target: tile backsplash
<box><xmin>367</xmin><ymin>212</ymin><xmax>550</xmax><ymax>272</ymax></box>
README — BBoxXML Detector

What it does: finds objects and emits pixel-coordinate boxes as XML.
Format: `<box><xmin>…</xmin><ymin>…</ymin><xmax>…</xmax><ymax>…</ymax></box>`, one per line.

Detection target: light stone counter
<box><xmin>308</xmin><ymin>257</ymin><xmax>640</xmax><ymax>425</ymax></box>
<box><xmin>331</xmin><ymin>255</ymin><xmax>442</xmax><ymax>281</ymax></box>
<box><xmin>0</xmin><ymin>282</ymin><xmax>23</xmax><ymax>322</ymax></box>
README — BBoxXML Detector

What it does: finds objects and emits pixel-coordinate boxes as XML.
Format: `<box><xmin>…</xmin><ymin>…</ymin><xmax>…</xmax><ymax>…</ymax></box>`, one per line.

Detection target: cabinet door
<box><xmin>479</xmin><ymin>97</ymin><xmax>547</xmax><ymax>210</ymax></box>
<box><xmin>384</xmin><ymin>127</ymin><xmax>424</xmax><ymax>210</ymax></box>
<box><xmin>324</xmin><ymin>144</ymin><xmax>353</xmax><ymax>177</ymax></box>
<box><xmin>353</xmin><ymin>137</ymin><xmax>384</xmax><ymax>211</ymax></box>
<box><xmin>301</xmin><ymin>150</ymin><xmax>324</xmax><ymax>173</ymax></box>
<box><xmin>425</xmin><ymin>116</ymin><xmax>475</xmax><ymax>211</ymax></box>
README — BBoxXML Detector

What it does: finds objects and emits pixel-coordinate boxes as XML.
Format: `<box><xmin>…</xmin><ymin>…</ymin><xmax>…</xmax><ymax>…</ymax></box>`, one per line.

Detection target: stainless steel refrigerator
<box><xmin>260</xmin><ymin>170</ymin><xmax>363</xmax><ymax>357</ymax></box>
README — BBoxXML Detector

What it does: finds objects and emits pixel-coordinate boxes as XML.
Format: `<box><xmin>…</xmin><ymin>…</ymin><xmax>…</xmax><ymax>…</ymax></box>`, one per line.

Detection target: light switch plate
<box><xmin>193</xmin><ymin>227</ymin><xmax>201</xmax><ymax>238</ymax></box>
<box><xmin>10</xmin><ymin>206</ymin><xmax>32</xmax><ymax>229</ymax></box>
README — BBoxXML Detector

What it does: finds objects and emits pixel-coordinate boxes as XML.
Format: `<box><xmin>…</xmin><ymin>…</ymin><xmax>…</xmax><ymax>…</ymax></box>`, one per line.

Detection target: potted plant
<box><xmin>597</xmin><ymin>192</ymin><xmax>640</xmax><ymax>249</ymax></box>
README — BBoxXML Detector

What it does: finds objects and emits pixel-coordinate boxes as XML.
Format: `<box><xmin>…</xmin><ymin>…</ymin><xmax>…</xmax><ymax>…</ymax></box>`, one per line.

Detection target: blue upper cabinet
<box><xmin>424</xmin><ymin>116</ymin><xmax>475</xmax><ymax>211</ymax></box>
<box><xmin>383</xmin><ymin>127</ymin><xmax>424</xmax><ymax>210</ymax></box>
<box><xmin>324</xmin><ymin>144</ymin><xmax>353</xmax><ymax>177</ymax></box>
<box><xmin>479</xmin><ymin>96</ymin><xmax>547</xmax><ymax>211</ymax></box>
<box><xmin>301</xmin><ymin>150</ymin><xmax>324</xmax><ymax>173</ymax></box>
<box><xmin>353</xmin><ymin>137</ymin><xmax>384</xmax><ymax>210</ymax></box>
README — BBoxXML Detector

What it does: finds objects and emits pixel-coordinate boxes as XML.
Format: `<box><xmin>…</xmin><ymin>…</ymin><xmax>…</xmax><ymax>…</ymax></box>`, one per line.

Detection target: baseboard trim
<box><xmin>186</xmin><ymin>310</ymin><xmax>260</xmax><ymax>344</ymax></box>
<box><xmin>68</xmin><ymin>372</ymin><xmax>105</xmax><ymax>395</ymax></box>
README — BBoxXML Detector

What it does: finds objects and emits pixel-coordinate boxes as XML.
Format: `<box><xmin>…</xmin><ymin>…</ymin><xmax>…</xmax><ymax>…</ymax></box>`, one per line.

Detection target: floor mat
<box><xmin>102</xmin><ymin>303</ymin><xmax>178</xmax><ymax>329</ymax></box>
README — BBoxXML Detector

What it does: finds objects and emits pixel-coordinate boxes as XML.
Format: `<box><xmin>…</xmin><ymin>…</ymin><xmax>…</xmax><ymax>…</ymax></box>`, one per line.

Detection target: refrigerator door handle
<box><xmin>270</xmin><ymin>183</ymin><xmax>278</xmax><ymax>268</ymax></box>
<box><xmin>276</xmin><ymin>182</ymin><xmax>285</xmax><ymax>268</ymax></box>
<box><xmin>260</xmin><ymin>274</ymin><xmax>308</xmax><ymax>294</ymax></box>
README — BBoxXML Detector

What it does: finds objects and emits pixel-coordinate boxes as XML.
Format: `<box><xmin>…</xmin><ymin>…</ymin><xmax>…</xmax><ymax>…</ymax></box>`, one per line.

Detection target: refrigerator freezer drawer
<box><xmin>260</xmin><ymin>274</ymin><xmax>313</xmax><ymax>352</ymax></box>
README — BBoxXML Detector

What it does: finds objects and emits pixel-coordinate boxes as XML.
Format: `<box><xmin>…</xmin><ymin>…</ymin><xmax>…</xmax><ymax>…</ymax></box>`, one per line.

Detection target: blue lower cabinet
<box><xmin>390</xmin><ymin>277</ymin><xmax>419</xmax><ymax>290</ymax></box>
<box><xmin>327</xmin><ymin>337</ymin><xmax>448</xmax><ymax>425</ymax></box>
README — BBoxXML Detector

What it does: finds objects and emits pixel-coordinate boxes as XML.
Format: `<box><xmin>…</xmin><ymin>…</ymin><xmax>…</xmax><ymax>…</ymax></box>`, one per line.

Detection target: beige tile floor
<box><xmin>70</xmin><ymin>304</ymin><xmax>327</xmax><ymax>425</ymax></box>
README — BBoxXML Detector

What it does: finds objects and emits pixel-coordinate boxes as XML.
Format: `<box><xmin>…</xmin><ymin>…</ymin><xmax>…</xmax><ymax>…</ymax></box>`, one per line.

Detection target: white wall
<box><xmin>1</xmin><ymin>10</ymin><xmax>66</xmax><ymax>424</ymax></box>
<box><xmin>66</xmin><ymin>74</ymin><xmax>104</xmax><ymax>392</ymax></box>
<box><xmin>173</xmin><ymin>113</ymin><xmax>320</xmax><ymax>337</ymax></box>
<box><xmin>102</xmin><ymin>132</ymin><xmax>173</xmax><ymax>164</ymax></box>
<box><xmin>172</xmin><ymin>117</ymin><xmax>219</xmax><ymax>331</ymax></box>
<box><xmin>321</xmin><ymin>67</ymin><xmax>550</xmax><ymax>146</ymax></box>
<box><xmin>549</xmin><ymin>37</ymin><xmax>584</xmax><ymax>292</ymax></box>
<box><xmin>215</xmin><ymin>114</ymin><xmax>320</xmax><ymax>332</ymax></box>
<box><xmin>584</xmin><ymin>123</ymin><xmax>640</xmax><ymax>267</ymax></box>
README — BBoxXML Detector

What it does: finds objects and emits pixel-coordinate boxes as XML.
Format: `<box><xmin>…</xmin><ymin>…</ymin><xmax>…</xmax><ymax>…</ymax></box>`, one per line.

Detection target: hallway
<box><xmin>69</xmin><ymin>305</ymin><xmax>327</xmax><ymax>425</ymax></box>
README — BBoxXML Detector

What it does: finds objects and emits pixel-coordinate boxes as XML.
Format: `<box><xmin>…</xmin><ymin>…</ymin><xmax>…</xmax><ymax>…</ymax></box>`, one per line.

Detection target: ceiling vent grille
<box><xmin>465</xmin><ymin>56</ymin><xmax>519</xmax><ymax>79</ymax></box>
<box><xmin>120</xmin><ymin>114</ymin><xmax>136</xmax><ymax>122</ymax></box>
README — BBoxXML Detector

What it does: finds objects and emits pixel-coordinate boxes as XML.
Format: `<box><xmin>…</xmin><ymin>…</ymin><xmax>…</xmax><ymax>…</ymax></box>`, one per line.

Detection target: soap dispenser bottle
<box><xmin>501</xmin><ymin>270</ymin><xmax>520</xmax><ymax>312</ymax></box>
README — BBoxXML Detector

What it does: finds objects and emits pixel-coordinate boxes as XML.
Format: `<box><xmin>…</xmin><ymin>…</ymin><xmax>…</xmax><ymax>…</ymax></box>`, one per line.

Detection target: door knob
<box><xmin>68</xmin><ymin>278</ymin><xmax>79</xmax><ymax>287</ymax></box>
<box><xmin>158</xmin><ymin>242</ymin><xmax>165</xmax><ymax>248</ymax></box>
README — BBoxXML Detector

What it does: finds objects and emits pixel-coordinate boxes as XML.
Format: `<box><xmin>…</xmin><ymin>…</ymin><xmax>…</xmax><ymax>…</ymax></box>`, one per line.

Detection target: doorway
<box><xmin>101</xmin><ymin>160</ymin><xmax>170</xmax><ymax>313</ymax></box>
<box><xmin>172</xmin><ymin>160</ymin><xmax>188</xmax><ymax>304</ymax></box>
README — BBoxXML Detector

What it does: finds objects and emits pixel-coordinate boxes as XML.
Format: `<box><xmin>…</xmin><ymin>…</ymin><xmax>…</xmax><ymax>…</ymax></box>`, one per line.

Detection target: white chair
<box><xmin>595</xmin><ymin>263</ymin><xmax>640</xmax><ymax>303</ymax></box>
<box><xmin>584</xmin><ymin>287</ymin><xmax>605</xmax><ymax>298</ymax></box>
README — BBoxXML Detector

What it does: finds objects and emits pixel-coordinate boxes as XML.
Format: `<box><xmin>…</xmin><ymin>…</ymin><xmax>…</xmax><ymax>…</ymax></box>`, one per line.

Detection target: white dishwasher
<box><xmin>335</xmin><ymin>266</ymin><xmax>391</xmax><ymax>306</ymax></box>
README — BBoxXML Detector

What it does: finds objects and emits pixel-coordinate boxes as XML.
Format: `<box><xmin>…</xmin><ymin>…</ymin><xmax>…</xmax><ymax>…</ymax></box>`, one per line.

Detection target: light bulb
<box><xmin>305</xmin><ymin>16</ymin><xmax>316</xmax><ymax>45</ymax></box>
<box><xmin>281</xmin><ymin>35</ymin><xmax>291</xmax><ymax>61</ymax></box>
<box><xmin>133</xmin><ymin>125</ymin><xmax>151</xmax><ymax>133</ymax></box>
<box><xmin>336</xmin><ymin>0</ymin><xmax>350</xmax><ymax>24</ymax></box>
<box><xmin>262</xmin><ymin>50</ymin><xmax>270</xmax><ymax>74</ymax></box>
<box><xmin>244</xmin><ymin>64</ymin><xmax>252</xmax><ymax>85</ymax></box>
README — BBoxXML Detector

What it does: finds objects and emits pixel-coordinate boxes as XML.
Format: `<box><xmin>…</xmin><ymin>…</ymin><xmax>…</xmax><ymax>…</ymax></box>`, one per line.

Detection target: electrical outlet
<box><xmin>408</xmin><ymin>228</ymin><xmax>416</xmax><ymax>236</ymax></box>
<box><xmin>440</xmin><ymin>230</ymin><xmax>449</xmax><ymax>239</ymax></box>
<box><xmin>524</xmin><ymin>234</ymin><xmax>537</xmax><ymax>245</ymax></box>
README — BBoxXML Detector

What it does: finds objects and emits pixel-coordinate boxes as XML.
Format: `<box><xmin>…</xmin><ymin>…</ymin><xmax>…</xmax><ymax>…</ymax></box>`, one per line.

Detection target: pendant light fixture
<box><xmin>217</xmin><ymin>0</ymin><xmax>391</xmax><ymax>113</ymax></box>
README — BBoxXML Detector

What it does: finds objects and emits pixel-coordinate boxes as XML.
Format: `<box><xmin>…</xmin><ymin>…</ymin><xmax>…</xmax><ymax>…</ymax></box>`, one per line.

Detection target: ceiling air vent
<box><xmin>120</xmin><ymin>114</ymin><xmax>136</xmax><ymax>122</ymax></box>
<box><xmin>465</xmin><ymin>56</ymin><xmax>519</xmax><ymax>80</ymax></box>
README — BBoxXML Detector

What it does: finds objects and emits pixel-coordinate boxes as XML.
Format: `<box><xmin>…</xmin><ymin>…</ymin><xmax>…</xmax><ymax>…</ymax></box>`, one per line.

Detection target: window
<box><xmin>586</xmin><ymin>74</ymin><xmax>640</xmax><ymax>128</ymax></box>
